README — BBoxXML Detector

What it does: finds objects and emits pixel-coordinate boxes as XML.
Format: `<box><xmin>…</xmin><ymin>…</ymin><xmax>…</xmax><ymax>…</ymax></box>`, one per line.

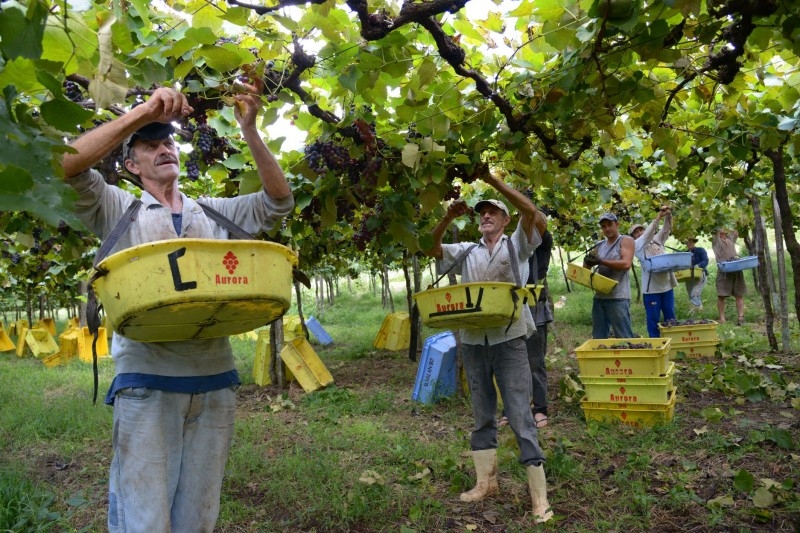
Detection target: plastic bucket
<box><xmin>717</xmin><ymin>255</ymin><xmax>758</xmax><ymax>273</ymax></box>
<box><xmin>413</xmin><ymin>282</ymin><xmax>531</xmax><ymax>329</ymax></box>
<box><xmin>642</xmin><ymin>253</ymin><xmax>692</xmax><ymax>273</ymax></box>
<box><xmin>93</xmin><ymin>239</ymin><xmax>298</xmax><ymax>342</ymax></box>
<box><xmin>566</xmin><ymin>264</ymin><xmax>618</xmax><ymax>294</ymax></box>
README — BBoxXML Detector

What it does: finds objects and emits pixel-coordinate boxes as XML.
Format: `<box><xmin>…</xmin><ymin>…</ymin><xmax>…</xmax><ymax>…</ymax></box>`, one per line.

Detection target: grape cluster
<box><xmin>186</xmin><ymin>154</ymin><xmax>201</xmax><ymax>181</ymax></box>
<box><xmin>63</xmin><ymin>81</ymin><xmax>83</xmax><ymax>102</ymax></box>
<box><xmin>352</xmin><ymin>205</ymin><xmax>385</xmax><ymax>252</ymax></box>
<box><xmin>196</xmin><ymin>124</ymin><xmax>214</xmax><ymax>155</ymax></box>
<box><xmin>595</xmin><ymin>341</ymin><xmax>654</xmax><ymax>350</ymax></box>
<box><xmin>660</xmin><ymin>318</ymin><xmax>715</xmax><ymax>327</ymax></box>
<box><xmin>444</xmin><ymin>185</ymin><xmax>461</xmax><ymax>201</ymax></box>
<box><xmin>304</xmin><ymin>140</ymin><xmax>353</xmax><ymax>175</ymax></box>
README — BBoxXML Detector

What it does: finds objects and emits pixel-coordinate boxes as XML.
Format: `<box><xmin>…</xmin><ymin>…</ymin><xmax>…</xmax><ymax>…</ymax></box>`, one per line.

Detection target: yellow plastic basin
<box><xmin>525</xmin><ymin>284</ymin><xmax>544</xmax><ymax>306</ymax></box>
<box><xmin>566</xmin><ymin>263</ymin><xmax>618</xmax><ymax>294</ymax></box>
<box><xmin>93</xmin><ymin>239</ymin><xmax>298</xmax><ymax>342</ymax></box>
<box><xmin>413</xmin><ymin>282</ymin><xmax>530</xmax><ymax>329</ymax></box>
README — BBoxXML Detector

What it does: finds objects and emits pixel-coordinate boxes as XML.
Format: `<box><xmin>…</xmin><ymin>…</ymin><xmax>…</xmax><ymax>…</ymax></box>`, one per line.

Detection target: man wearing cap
<box><xmin>630</xmin><ymin>206</ymin><xmax>677</xmax><ymax>337</ymax></box>
<box><xmin>685</xmin><ymin>237</ymin><xmax>709</xmax><ymax>312</ymax></box>
<box><xmin>583</xmin><ymin>212</ymin><xmax>636</xmax><ymax>339</ymax></box>
<box><xmin>424</xmin><ymin>172</ymin><xmax>553</xmax><ymax>523</ymax></box>
<box><xmin>61</xmin><ymin>86</ymin><xmax>293</xmax><ymax>532</ymax></box>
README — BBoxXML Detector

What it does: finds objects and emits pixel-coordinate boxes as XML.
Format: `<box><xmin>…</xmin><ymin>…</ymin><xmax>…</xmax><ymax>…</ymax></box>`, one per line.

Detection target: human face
<box><xmin>478</xmin><ymin>205</ymin><xmax>510</xmax><ymax>239</ymax></box>
<box><xmin>599</xmin><ymin>220</ymin><xmax>619</xmax><ymax>240</ymax></box>
<box><xmin>124</xmin><ymin>137</ymin><xmax>180</xmax><ymax>184</ymax></box>
<box><xmin>631</xmin><ymin>227</ymin><xmax>644</xmax><ymax>240</ymax></box>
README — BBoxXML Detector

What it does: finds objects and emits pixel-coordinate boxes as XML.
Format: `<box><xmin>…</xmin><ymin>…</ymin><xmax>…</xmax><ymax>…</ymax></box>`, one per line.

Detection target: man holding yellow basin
<box><xmin>424</xmin><ymin>171</ymin><xmax>553</xmax><ymax>524</ymax></box>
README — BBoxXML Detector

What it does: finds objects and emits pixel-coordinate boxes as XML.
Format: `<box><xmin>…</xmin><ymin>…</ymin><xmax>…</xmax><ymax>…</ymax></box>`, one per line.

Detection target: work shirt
<box><xmin>690</xmin><ymin>247</ymin><xmax>709</xmax><ymax>272</ymax></box>
<box><xmin>712</xmin><ymin>231</ymin><xmax>739</xmax><ymax>262</ymax></box>
<box><xmin>634</xmin><ymin>217</ymin><xmax>677</xmax><ymax>294</ymax></box>
<box><xmin>595</xmin><ymin>235</ymin><xmax>633</xmax><ymax>300</ymax></box>
<box><xmin>440</xmin><ymin>221</ymin><xmax>542</xmax><ymax>346</ymax></box>
<box><xmin>69</xmin><ymin>170</ymin><xmax>295</xmax><ymax>401</ymax></box>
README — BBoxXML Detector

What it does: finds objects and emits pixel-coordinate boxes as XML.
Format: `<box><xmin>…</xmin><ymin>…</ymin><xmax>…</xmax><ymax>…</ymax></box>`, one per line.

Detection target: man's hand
<box><xmin>233</xmin><ymin>77</ymin><xmax>265</xmax><ymax>128</ymax></box>
<box><xmin>446</xmin><ymin>199</ymin><xmax>472</xmax><ymax>218</ymax></box>
<box><xmin>142</xmin><ymin>88</ymin><xmax>193</xmax><ymax>124</ymax></box>
<box><xmin>584</xmin><ymin>253</ymin><xmax>601</xmax><ymax>267</ymax></box>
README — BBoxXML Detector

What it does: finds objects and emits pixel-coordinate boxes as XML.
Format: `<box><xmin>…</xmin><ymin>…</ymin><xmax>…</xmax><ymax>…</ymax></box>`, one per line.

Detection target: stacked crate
<box><xmin>658</xmin><ymin>319</ymin><xmax>719</xmax><ymax>359</ymax></box>
<box><xmin>576</xmin><ymin>338</ymin><xmax>676</xmax><ymax>428</ymax></box>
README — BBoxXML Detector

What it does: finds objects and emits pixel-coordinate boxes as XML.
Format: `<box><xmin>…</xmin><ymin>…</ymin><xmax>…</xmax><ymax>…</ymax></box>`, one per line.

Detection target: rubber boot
<box><xmin>460</xmin><ymin>449</ymin><xmax>499</xmax><ymax>502</ymax></box>
<box><xmin>526</xmin><ymin>464</ymin><xmax>554</xmax><ymax>523</ymax></box>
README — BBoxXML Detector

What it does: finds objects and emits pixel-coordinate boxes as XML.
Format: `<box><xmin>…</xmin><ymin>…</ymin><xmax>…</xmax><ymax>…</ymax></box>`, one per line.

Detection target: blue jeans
<box><xmin>643</xmin><ymin>290</ymin><xmax>676</xmax><ymax>337</ymax></box>
<box><xmin>462</xmin><ymin>337</ymin><xmax>545</xmax><ymax>466</ymax></box>
<box><xmin>592</xmin><ymin>298</ymin><xmax>635</xmax><ymax>339</ymax></box>
<box><xmin>526</xmin><ymin>324</ymin><xmax>548</xmax><ymax>416</ymax></box>
<box><xmin>108</xmin><ymin>387</ymin><xmax>237</xmax><ymax>533</ymax></box>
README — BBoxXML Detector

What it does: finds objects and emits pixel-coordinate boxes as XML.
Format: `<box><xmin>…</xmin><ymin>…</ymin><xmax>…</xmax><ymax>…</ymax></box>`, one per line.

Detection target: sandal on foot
<box><xmin>737</xmin><ymin>316</ymin><xmax>745</xmax><ymax>326</ymax></box>
<box><xmin>534</xmin><ymin>413</ymin><xmax>548</xmax><ymax>428</ymax></box>
<box><xmin>498</xmin><ymin>416</ymin><xmax>508</xmax><ymax>427</ymax></box>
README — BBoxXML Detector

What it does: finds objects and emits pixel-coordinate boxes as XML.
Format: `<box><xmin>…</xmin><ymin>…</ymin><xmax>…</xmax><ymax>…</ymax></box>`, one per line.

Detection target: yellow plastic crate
<box><xmin>0</xmin><ymin>326</ymin><xmax>14</xmax><ymax>352</ymax></box>
<box><xmin>58</xmin><ymin>329</ymin><xmax>79</xmax><ymax>364</ymax></box>
<box><xmin>42</xmin><ymin>353</ymin><xmax>63</xmax><ymax>369</ymax></box>
<box><xmin>282</xmin><ymin>315</ymin><xmax>304</xmax><ymax>341</ymax></box>
<box><xmin>659</xmin><ymin>321</ymin><xmax>719</xmax><ymax>344</ymax></box>
<box><xmin>575</xmin><ymin>338</ymin><xmax>671</xmax><ymax>377</ymax></box>
<box><xmin>15</xmin><ymin>325</ymin><xmax>29</xmax><ymax>357</ymax></box>
<box><xmin>580</xmin><ymin>362</ymin><xmax>675</xmax><ymax>404</ymax></box>
<box><xmin>674</xmin><ymin>268</ymin><xmax>703</xmax><ymax>283</ymax></box>
<box><xmin>525</xmin><ymin>284</ymin><xmax>544</xmax><ymax>306</ymax></box>
<box><xmin>76</xmin><ymin>327</ymin><xmax>110</xmax><ymax>363</ymax></box>
<box><xmin>280</xmin><ymin>337</ymin><xmax>334</xmax><ymax>393</ymax></box>
<box><xmin>669</xmin><ymin>340</ymin><xmax>720</xmax><ymax>359</ymax></box>
<box><xmin>37</xmin><ymin>318</ymin><xmax>57</xmax><ymax>336</ymax></box>
<box><xmin>566</xmin><ymin>264</ymin><xmax>618</xmax><ymax>294</ymax></box>
<box><xmin>373</xmin><ymin>312</ymin><xmax>410</xmax><ymax>351</ymax></box>
<box><xmin>414</xmin><ymin>282</ymin><xmax>531</xmax><ymax>329</ymax></box>
<box><xmin>581</xmin><ymin>389</ymin><xmax>677</xmax><ymax>428</ymax></box>
<box><xmin>93</xmin><ymin>239</ymin><xmax>297</xmax><ymax>342</ymax></box>
<box><xmin>252</xmin><ymin>330</ymin><xmax>293</xmax><ymax>387</ymax></box>
<box><xmin>25</xmin><ymin>328</ymin><xmax>60</xmax><ymax>358</ymax></box>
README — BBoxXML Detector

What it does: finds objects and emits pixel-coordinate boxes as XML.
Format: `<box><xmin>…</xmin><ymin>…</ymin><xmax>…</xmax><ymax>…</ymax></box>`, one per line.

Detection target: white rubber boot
<box><xmin>526</xmin><ymin>464</ymin><xmax>554</xmax><ymax>523</ymax></box>
<box><xmin>460</xmin><ymin>449</ymin><xmax>499</xmax><ymax>502</ymax></box>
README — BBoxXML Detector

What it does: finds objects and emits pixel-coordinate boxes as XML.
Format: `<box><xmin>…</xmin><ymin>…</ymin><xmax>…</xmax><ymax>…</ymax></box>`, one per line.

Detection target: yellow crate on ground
<box><xmin>580</xmin><ymin>362</ymin><xmax>675</xmax><ymax>404</ymax></box>
<box><xmin>36</xmin><ymin>318</ymin><xmax>57</xmax><ymax>336</ymax></box>
<box><xmin>25</xmin><ymin>328</ymin><xmax>60</xmax><ymax>358</ymax></box>
<box><xmin>282</xmin><ymin>315</ymin><xmax>304</xmax><ymax>341</ymax></box>
<box><xmin>669</xmin><ymin>340</ymin><xmax>720</xmax><ymax>359</ymax></box>
<box><xmin>575</xmin><ymin>338</ymin><xmax>671</xmax><ymax>377</ymax></box>
<box><xmin>659</xmin><ymin>320</ymin><xmax>718</xmax><ymax>343</ymax></box>
<box><xmin>66</xmin><ymin>317</ymin><xmax>80</xmax><ymax>331</ymax></box>
<box><xmin>253</xmin><ymin>330</ymin><xmax>293</xmax><ymax>387</ymax></box>
<box><xmin>0</xmin><ymin>324</ymin><xmax>14</xmax><ymax>352</ymax></box>
<box><xmin>280</xmin><ymin>337</ymin><xmax>334</xmax><ymax>393</ymax></box>
<box><xmin>566</xmin><ymin>264</ymin><xmax>618</xmax><ymax>294</ymax></box>
<box><xmin>58</xmin><ymin>329</ymin><xmax>80</xmax><ymax>364</ymax></box>
<box><xmin>77</xmin><ymin>327</ymin><xmax>110</xmax><ymax>363</ymax></box>
<box><xmin>15</xmin><ymin>325</ymin><xmax>29</xmax><ymax>357</ymax></box>
<box><xmin>373</xmin><ymin>312</ymin><xmax>410</xmax><ymax>351</ymax></box>
<box><xmin>581</xmin><ymin>389</ymin><xmax>677</xmax><ymax>428</ymax></box>
<box><xmin>42</xmin><ymin>353</ymin><xmax>63</xmax><ymax>368</ymax></box>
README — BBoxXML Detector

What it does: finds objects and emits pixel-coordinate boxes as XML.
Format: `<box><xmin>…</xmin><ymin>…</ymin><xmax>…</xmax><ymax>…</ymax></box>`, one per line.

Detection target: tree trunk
<box><xmin>269</xmin><ymin>320</ymin><xmax>285</xmax><ymax>388</ymax></box>
<box><xmin>315</xmin><ymin>274</ymin><xmax>325</xmax><ymax>319</ymax></box>
<box><xmin>295</xmin><ymin>279</ymin><xmax>309</xmax><ymax>340</ymax></box>
<box><xmin>772</xmin><ymin>193</ymin><xmax>791</xmax><ymax>352</ymax></box>
<box><xmin>25</xmin><ymin>285</ymin><xmax>33</xmax><ymax>328</ymax></box>
<box><xmin>765</xmin><ymin>146</ymin><xmax>800</xmax><ymax>329</ymax></box>
<box><xmin>749</xmin><ymin>194</ymin><xmax>777</xmax><ymax>350</ymax></box>
<box><xmin>383</xmin><ymin>265</ymin><xmax>394</xmax><ymax>313</ymax></box>
<box><xmin>558</xmin><ymin>246</ymin><xmax>571</xmax><ymax>293</ymax></box>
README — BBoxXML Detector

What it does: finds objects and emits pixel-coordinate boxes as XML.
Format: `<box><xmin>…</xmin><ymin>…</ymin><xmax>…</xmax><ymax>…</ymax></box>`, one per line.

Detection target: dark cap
<box><xmin>474</xmin><ymin>199</ymin><xmax>510</xmax><ymax>217</ymax></box>
<box><xmin>122</xmin><ymin>122</ymin><xmax>176</xmax><ymax>161</ymax></box>
<box><xmin>598</xmin><ymin>212</ymin><xmax>617</xmax><ymax>223</ymax></box>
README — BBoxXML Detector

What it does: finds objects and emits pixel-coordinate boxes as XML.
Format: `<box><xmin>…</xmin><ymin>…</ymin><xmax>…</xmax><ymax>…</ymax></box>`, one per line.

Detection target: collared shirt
<box><xmin>439</xmin><ymin>221</ymin><xmax>542</xmax><ymax>346</ymax></box>
<box><xmin>712</xmin><ymin>231</ymin><xmax>739</xmax><ymax>262</ymax></box>
<box><xmin>634</xmin><ymin>217</ymin><xmax>677</xmax><ymax>294</ymax></box>
<box><xmin>69</xmin><ymin>170</ymin><xmax>295</xmax><ymax>402</ymax></box>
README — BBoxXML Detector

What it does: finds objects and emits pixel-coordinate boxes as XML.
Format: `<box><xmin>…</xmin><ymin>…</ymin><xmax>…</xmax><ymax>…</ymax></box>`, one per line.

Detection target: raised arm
<box><xmin>424</xmin><ymin>199</ymin><xmax>471</xmax><ymax>259</ymax></box>
<box><xmin>62</xmin><ymin>88</ymin><xmax>192</xmax><ymax>179</ymax></box>
<box><xmin>233</xmin><ymin>81</ymin><xmax>290</xmax><ymax>200</ymax></box>
<box><xmin>482</xmin><ymin>173</ymin><xmax>546</xmax><ymax>242</ymax></box>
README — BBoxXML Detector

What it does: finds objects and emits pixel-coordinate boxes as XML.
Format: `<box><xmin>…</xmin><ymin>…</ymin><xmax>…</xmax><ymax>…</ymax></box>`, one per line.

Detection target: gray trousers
<box><xmin>462</xmin><ymin>337</ymin><xmax>545</xmax><ymax>466</ymax></box>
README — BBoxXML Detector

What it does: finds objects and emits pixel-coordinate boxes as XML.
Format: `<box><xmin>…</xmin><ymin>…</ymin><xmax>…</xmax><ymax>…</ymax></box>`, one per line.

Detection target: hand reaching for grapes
<box><xmin>446</xmin><ymin>199</ymin><xmax>472</xmax><ymax>218</ymax></box>
<box><xmin>233</xmin><ymin>78</ymin><xmax>265</xmax><ymax>128</ymax></box>
<box><xmin>142</xmin><ymin>88</ymin><xmax>193</xmax><ymax>124</ymax></box>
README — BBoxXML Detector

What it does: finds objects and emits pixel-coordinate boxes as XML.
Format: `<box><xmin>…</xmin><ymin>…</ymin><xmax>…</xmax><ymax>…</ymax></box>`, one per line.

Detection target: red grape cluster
<box><xmin>660</xmin><ymin>318</ymin><xmax>715</xmax><ymax>327</ymax></box>
<box><xmin>304</xmin><ymin>140</ymin><xmax>354</xmax><ymax>175</ymax></box>
<box><xmin>444</xmin><ymin>184</ymin><xmax>461</xmax><ymax>201</ymax></box>
<box><xmin>595</xmin><ymin>341</ymin><xmax>654</xmax><ymax>350</ymax></box>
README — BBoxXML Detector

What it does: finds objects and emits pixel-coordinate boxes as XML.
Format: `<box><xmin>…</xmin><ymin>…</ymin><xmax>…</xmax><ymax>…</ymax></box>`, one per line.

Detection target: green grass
<box><xmin>1</xmin><ymin>257</ymin><xmax>799</xmax><ymax>532</ymax></box>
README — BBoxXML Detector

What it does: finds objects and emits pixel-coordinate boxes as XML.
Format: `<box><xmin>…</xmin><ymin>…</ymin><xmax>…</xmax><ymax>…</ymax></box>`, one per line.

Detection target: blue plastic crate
<box><xmin>412</xmin><ymin>331</ymin><xmax>458</xmax><ymax>404</ymax></box>
<box><xmin>306</xmin><ymin>316</ymin><xmax>333</xmax><ymax>346</ymax></box>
